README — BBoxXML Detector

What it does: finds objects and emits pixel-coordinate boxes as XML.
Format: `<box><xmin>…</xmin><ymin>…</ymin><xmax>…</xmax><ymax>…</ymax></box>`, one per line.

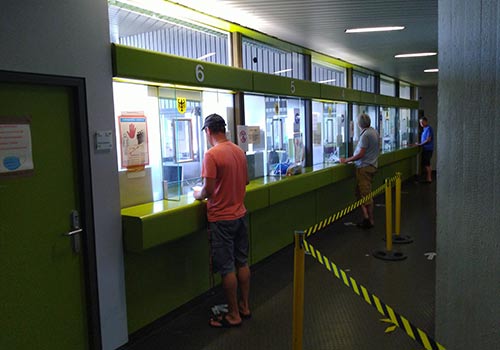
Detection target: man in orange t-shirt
<box><xmin>193</xmin><ymin>114</ymin><xmax>250</xmax><ymax>328</ymax></box>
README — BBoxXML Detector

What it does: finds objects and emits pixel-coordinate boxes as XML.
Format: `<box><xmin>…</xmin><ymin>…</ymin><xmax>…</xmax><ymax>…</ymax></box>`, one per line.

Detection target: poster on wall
<box><xmin>118</xmin><ymin>112</ymin><xmax>149</xmax><ymax>170</ymax></box>
<box><xmin>0</xmin><ymin>116</ymin><xmax>34</xmax><ymax>177</ymax></box>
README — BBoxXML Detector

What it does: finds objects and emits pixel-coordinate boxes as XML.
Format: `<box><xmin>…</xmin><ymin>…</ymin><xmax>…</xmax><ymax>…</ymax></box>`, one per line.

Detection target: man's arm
<box><xmin>340</xmin><ymin>147</ymin><xmax>366</xmax><ymax>163</ymax></box>
<box><xmin>193</xmin><ymin>177</ymin><xmax>216</xmax><ymax>200</ymax></box>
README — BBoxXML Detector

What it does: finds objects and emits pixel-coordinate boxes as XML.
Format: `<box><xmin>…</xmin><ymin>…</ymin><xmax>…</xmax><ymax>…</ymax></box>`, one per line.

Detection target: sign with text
<box><xmin>0</xmin><ymin>116</ymin><xmax>34</xmax><ymax>176</ymax></box>
<box><xmin>118</xmin><ymin>112</ymin><xmax>149</xmax><ymax>169</ymax></box>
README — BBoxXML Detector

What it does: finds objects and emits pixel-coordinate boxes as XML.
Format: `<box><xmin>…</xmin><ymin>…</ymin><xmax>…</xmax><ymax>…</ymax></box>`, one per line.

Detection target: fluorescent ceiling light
<box><xmin>424</xmin><ymin>68</ymin><xmax>439</xmax><ymax>73</ymax></box>
<box><xmin>274</xmin><ymin>69</ymin><xmax>292</xmax><ymax>75</ymax></box>
<box><xmin>318</xmin><ymin>79</ymin><xmax>336</xmax><ymax>84</ymax></box>
<box><xmin>197</xmin><ymin>52</ymin><xmax>216</xmax><ymax>60</ymax></box>
<box><xmin>395</xmin><ymin>52</ymin><xmax>437</xmax><ymax>58</ymax></box>
<box><xmin>345</xmin><ymin>26</ymin><xmax>405</xmax><ymax>33</ymax></box>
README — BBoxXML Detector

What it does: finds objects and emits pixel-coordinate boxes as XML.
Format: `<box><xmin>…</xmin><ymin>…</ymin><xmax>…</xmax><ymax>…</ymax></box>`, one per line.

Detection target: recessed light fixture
<box><xmin>395</xmin><ymin>52</ymin><xmax>437</xmax><ymax>58</ymax></box>
<box><xmin>197</xmin><ymin>52</ymin><xmax>216</xmax><ymax>60</ymax></box>
<box><xmin>424</xmin><ymin>68</ymin><xmax>439</xmax><ymax>73</ymax></box>
<box><xmin>318</xmin><ymin>79</ymin><xmax>336</xmax><ymax>84</ymax></box>
<box><xmin>345</xmin><ymin>26</ymin><xmax>405</xmax><ymax>33</ymax></box>
<box><xmin>273</xmin><ymin>68</ymin><xmax>292</xmax><ymax>75</ymax></box>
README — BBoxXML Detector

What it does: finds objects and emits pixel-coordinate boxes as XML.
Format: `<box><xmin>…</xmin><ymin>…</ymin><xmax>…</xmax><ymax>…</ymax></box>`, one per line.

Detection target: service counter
<box><xmin>121</xmin><ymin>147</ymin><xmax>418</xmax><ymax>333</ymax></box>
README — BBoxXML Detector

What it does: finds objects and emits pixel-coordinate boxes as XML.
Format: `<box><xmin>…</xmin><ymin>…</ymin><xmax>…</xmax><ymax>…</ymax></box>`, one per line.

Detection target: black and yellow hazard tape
<box><xmin>305</xmin><ymin>182</ymin><xmax>386</xmax><ymax>238</ymax></box>
<box><xmin>303</xmin><ymin>240</ymin><xmax>446</xmax><ymax>350</ymax></box>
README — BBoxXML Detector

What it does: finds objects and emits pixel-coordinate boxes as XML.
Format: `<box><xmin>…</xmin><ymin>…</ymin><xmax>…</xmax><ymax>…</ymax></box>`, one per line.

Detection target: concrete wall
<box><xmin>0</xmin><ymin>2</ymin><xmax>127</xmax><ymax>349</ymax></box>
<box><xmin>437</xmin><ymin>1</ymin><xmax>500</xmax><ymax>349</ymax></box>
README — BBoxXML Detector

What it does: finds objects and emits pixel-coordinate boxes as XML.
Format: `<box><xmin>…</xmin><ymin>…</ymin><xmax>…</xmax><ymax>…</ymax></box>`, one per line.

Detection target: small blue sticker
<box><xmin>3</xmin><ymin>156</ymin><xmax>21</xmax><ymax>170</ymax></box>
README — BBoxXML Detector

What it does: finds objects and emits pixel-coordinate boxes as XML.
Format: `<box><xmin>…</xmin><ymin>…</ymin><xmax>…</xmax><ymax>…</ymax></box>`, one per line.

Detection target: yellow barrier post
<box><xmin>373</xmin><ymin>178</ymin><xmax>406</xmax><ymax>261</ymax></box>
<box><xmin>385</xmin><ymin>178</ymin><xmax>393</xmax><ymax>252</ymax></box>
<box><xmin>395</xmin><ymin>172</ymin><xmax>401</xmax><ymax>237</ymax></box>
<box><xmin>392</xmin><ymin>172</ymin><xmax>413</xmax><ymax>244</ymax></box>
<box><xmin>292</xmin><ymin>230</ymin><xmax>305</xmax><ymax>350</ymax></box>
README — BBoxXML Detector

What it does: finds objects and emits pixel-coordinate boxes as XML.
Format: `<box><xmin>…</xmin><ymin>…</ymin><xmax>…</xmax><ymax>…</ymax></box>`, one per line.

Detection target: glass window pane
<box><xmin>108</xmin><ymin>4</ymin><xmax>230</xmax><ymax>65</ymax></box>
<box><xmin>242</xmin><ymin>38</ymin><xmax>305</xmax><ymax>79</ymax></box>
<box><xmin>353</xmin><ymin>70</ymin><xmax>375</xmax><ymax>92</ymax></box>
<box><xmin>399</xmin><ymin>83</ymin><xmax>411</xmax><ymax>99</ymax></box>
<box><xmin>311</xmin><ymin>61</ymin><xmax>346</xmax><ymax>87</ymax></box>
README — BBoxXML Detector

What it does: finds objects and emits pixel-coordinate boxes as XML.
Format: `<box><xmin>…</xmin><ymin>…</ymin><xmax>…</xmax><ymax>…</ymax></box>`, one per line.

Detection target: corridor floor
<box><xmin>123</xmin><ymin>178</ymin><xmax>436</xmax><ymax>350</ymax></box>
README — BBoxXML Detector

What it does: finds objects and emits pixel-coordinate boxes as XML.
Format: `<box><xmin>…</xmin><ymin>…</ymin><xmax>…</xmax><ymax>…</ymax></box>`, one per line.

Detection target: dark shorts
<box><xmin>421</xmin><ymin>150</ymin><xmax>433</xmax><ymax>167</ymax></box>
<box><xmin>355</xmin><ymin>166</ymin><xmax>377</xmax><ymax>204</ymax></box>
<box><xmin>208</xmin><ymin>216</ymin><xmax>249</xmax><ymax>276</ymax></box>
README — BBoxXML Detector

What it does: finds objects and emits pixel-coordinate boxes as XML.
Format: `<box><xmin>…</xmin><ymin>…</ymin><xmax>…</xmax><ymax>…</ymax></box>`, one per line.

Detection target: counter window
<box><xmin>379</xmin><ymin>107</ymin><xmax>397</xmax><ymax>151</ymax></box>
<box><xmin>352</xmin><ymin>104</ymin><xmax>378</xmax><ymax>151</ymax></box>
<box><xmin>398</xmin><ymin>108</ymin><xmax>411</xmax><ymax>148</ymax></box>
<box><xmin>244</xmin><ymin>94</ymin><xmax>305</xmax><ymax>179</ymax></box>
<box><xmin>312</xmin><ymin>101</ymin><xmax>347</xmax><ymax>165</ymax></box>
<box><xmin>113</xmin><ymin>81</ymin><xmax>234</xmax><ymax>206</ymax></box>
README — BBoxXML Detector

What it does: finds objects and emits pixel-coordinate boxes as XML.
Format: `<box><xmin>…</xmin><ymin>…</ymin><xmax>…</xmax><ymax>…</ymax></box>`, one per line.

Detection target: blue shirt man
<box><xmin>417</xmin><ymin>116</ymin><xmax>434</xmax><ymax>183</ymax></box>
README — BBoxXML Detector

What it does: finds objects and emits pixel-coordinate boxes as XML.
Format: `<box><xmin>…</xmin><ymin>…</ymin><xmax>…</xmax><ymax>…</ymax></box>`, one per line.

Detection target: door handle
<box><xmin>62</xmin><ymin>228</ymin><xmax>83</xmax><ymax>237</ymax></box>
<box><xmin>63</xmin><ymin>210</ymin><xmax>82</xmax><ymax>254</ymax></box>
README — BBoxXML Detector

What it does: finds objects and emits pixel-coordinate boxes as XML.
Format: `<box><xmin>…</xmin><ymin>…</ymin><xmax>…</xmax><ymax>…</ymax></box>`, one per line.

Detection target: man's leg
<box><xmin>425</xmin><ymin>165</ymin><xmax>432</xmax><ymax>182</ymax></box>
<box><xmin>237</xmin><ymin>265</ymin><xmax>251</xmax><ymax>316</ymax></box>
<box><xmin>220</xmin><ymin>271</ymin><xmax>242</xmax><ymax>324</ymax></box>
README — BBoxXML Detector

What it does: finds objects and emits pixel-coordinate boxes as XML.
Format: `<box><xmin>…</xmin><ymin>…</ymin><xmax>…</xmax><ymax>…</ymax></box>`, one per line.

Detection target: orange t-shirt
<box><xmin>202</xmin><ymin>141</ymin><xmax>248</xmax><ymax>222</ymax></box>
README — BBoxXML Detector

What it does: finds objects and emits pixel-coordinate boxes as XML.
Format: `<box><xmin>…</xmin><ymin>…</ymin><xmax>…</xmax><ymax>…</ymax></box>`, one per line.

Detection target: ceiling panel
<box><xmin>170</xmin><ymin>0</ymin><xmax>438</xmax><ymax>87</ymax></box>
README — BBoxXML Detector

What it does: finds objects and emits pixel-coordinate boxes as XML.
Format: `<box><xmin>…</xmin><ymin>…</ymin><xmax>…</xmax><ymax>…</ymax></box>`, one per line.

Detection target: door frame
<box><xmin>0</xmin><ymin>70</ymin><xmax>101</xmax><ymax>349</ymax></box>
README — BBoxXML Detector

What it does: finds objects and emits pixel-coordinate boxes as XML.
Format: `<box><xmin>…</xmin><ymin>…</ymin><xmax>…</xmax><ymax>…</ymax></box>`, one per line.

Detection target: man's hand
<box><xmin>339</xmin><ymin>157</ymin><xmax>348</xmax><ymax>164</ymax></box>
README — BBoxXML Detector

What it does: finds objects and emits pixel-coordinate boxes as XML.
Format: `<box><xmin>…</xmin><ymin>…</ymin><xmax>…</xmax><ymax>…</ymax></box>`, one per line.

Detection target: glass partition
<box><xmin>398</xmin><ymin>108</ymin><xmax>411</xmax><ymax>148</ymax></box>
<box><xmin>113</xmin><ymin>81</ymin><xmax>235</xmax><ymax>205</ymax></box>
<box><xmin>312</xmin><ymin>100</ymin><xmax>347</xmax><ymax>165</ymax></box>
<box><xmin>379</xmin><ymin>107</ymin><xmax>397</xmax><ymax>151</ymax></box>
<box><xmin>244</xmin><ymin>94</ymin><xmax>305</xmax><ymax>179</ymax></box>
<box><xmin>352</xmin><ymin>104</ymin><xmax>378</xmax><ymax>152</ymax></box>
<box><xmin>158</xmin><ymin>87</ymin><xmax>234</xmax><ymax>199</ymax></box>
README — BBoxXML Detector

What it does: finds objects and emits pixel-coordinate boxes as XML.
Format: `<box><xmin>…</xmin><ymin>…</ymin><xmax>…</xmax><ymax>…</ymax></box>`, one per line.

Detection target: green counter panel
<box><xmin>315</xmin><ymin>178</ymin><xmax>357</xmax><ymax>223</ymax></box>
<box><xmin>250</xmin><ymin>191</ymin><xmax>316</xmax><ymax>264</ymax></box>
<box><xmin>122</xmin><ymin>199</ymin><xmax>206</xmax><ymax>252</ymax></box>
<box><xmin>112</xmin><ymin>44</ymin><xmax>253</xmax><ymax>91</ymax></box>
<box><xmin>268</xmin><ymin>167</ymin><xmax>332</xmax><ymax>205</ymax></box>
<box><xmin>244</xmin><ymin>183</ymin><xmax>270</xmax><ymax>212</ymax></box>
<box><xmin>124</xmin><ymin>229</ymin><xmax>209</xmax><ymax>333</ymax></box>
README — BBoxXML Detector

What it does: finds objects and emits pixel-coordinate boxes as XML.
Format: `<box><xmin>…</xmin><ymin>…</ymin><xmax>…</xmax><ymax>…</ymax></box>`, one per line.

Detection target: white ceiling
<box><xmin>170</xmin><ymin>0</ymin><xmax>438</xmax><ymax>87</ymax></box>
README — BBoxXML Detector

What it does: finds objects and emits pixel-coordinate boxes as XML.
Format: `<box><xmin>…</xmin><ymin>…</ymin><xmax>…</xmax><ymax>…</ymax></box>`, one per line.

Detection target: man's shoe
<box><xmin>356</xmin><ymin>218</ymin><xmax>374</xmax><ymax>229</ymax></box>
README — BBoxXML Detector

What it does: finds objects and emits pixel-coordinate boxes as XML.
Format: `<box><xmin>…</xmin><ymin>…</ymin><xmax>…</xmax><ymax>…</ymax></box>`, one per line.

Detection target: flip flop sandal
<box><xmin>209</xmin><ymin>314</ymin><xmax>242</xmax><ymax>328</ymax></box>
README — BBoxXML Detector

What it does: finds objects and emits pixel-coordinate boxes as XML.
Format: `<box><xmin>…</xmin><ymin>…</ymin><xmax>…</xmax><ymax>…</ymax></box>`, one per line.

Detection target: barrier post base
<box><xmin>373</xmin><ymin>249</ymin><xmax>407</xmax><ymax>261</ymax></box>
<box><xmin>392</xmin><ymin>234</ymin><xmax>413</xmax><ymax>244</ymax></box>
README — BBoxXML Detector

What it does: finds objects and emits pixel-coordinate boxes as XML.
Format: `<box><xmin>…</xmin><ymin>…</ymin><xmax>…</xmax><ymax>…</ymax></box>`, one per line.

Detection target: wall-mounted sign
<box><xmin>0</xmin><ymin>116</ymin><xmax>34</xmax><ymax>177</ymax></box>
<box><xmin>118</xmin><ymin>112</ymin><xmax>149</xmax><ymax>170</ymax></box>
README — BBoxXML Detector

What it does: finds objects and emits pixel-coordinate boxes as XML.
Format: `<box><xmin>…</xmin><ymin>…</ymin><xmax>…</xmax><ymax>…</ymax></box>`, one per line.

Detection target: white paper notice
<box><xmin>0</xmin><ymin>121</ymin><xmax>34</xmax><ymax>174</ymax></box>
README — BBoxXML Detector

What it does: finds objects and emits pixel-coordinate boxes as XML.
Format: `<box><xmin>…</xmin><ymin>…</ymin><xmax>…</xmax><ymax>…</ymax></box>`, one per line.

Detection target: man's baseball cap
<box><xmin>201</xmin><ymin>114</ymin><xmax>226</xmax><ymax>130</ymax></box>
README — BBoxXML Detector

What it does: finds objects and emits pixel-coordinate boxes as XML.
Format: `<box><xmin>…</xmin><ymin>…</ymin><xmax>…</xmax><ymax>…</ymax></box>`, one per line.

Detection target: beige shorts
<box><xmin>356</xmin><ymin>166</ymin><xmax>377</xmax><ymax>202</ymax></box>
